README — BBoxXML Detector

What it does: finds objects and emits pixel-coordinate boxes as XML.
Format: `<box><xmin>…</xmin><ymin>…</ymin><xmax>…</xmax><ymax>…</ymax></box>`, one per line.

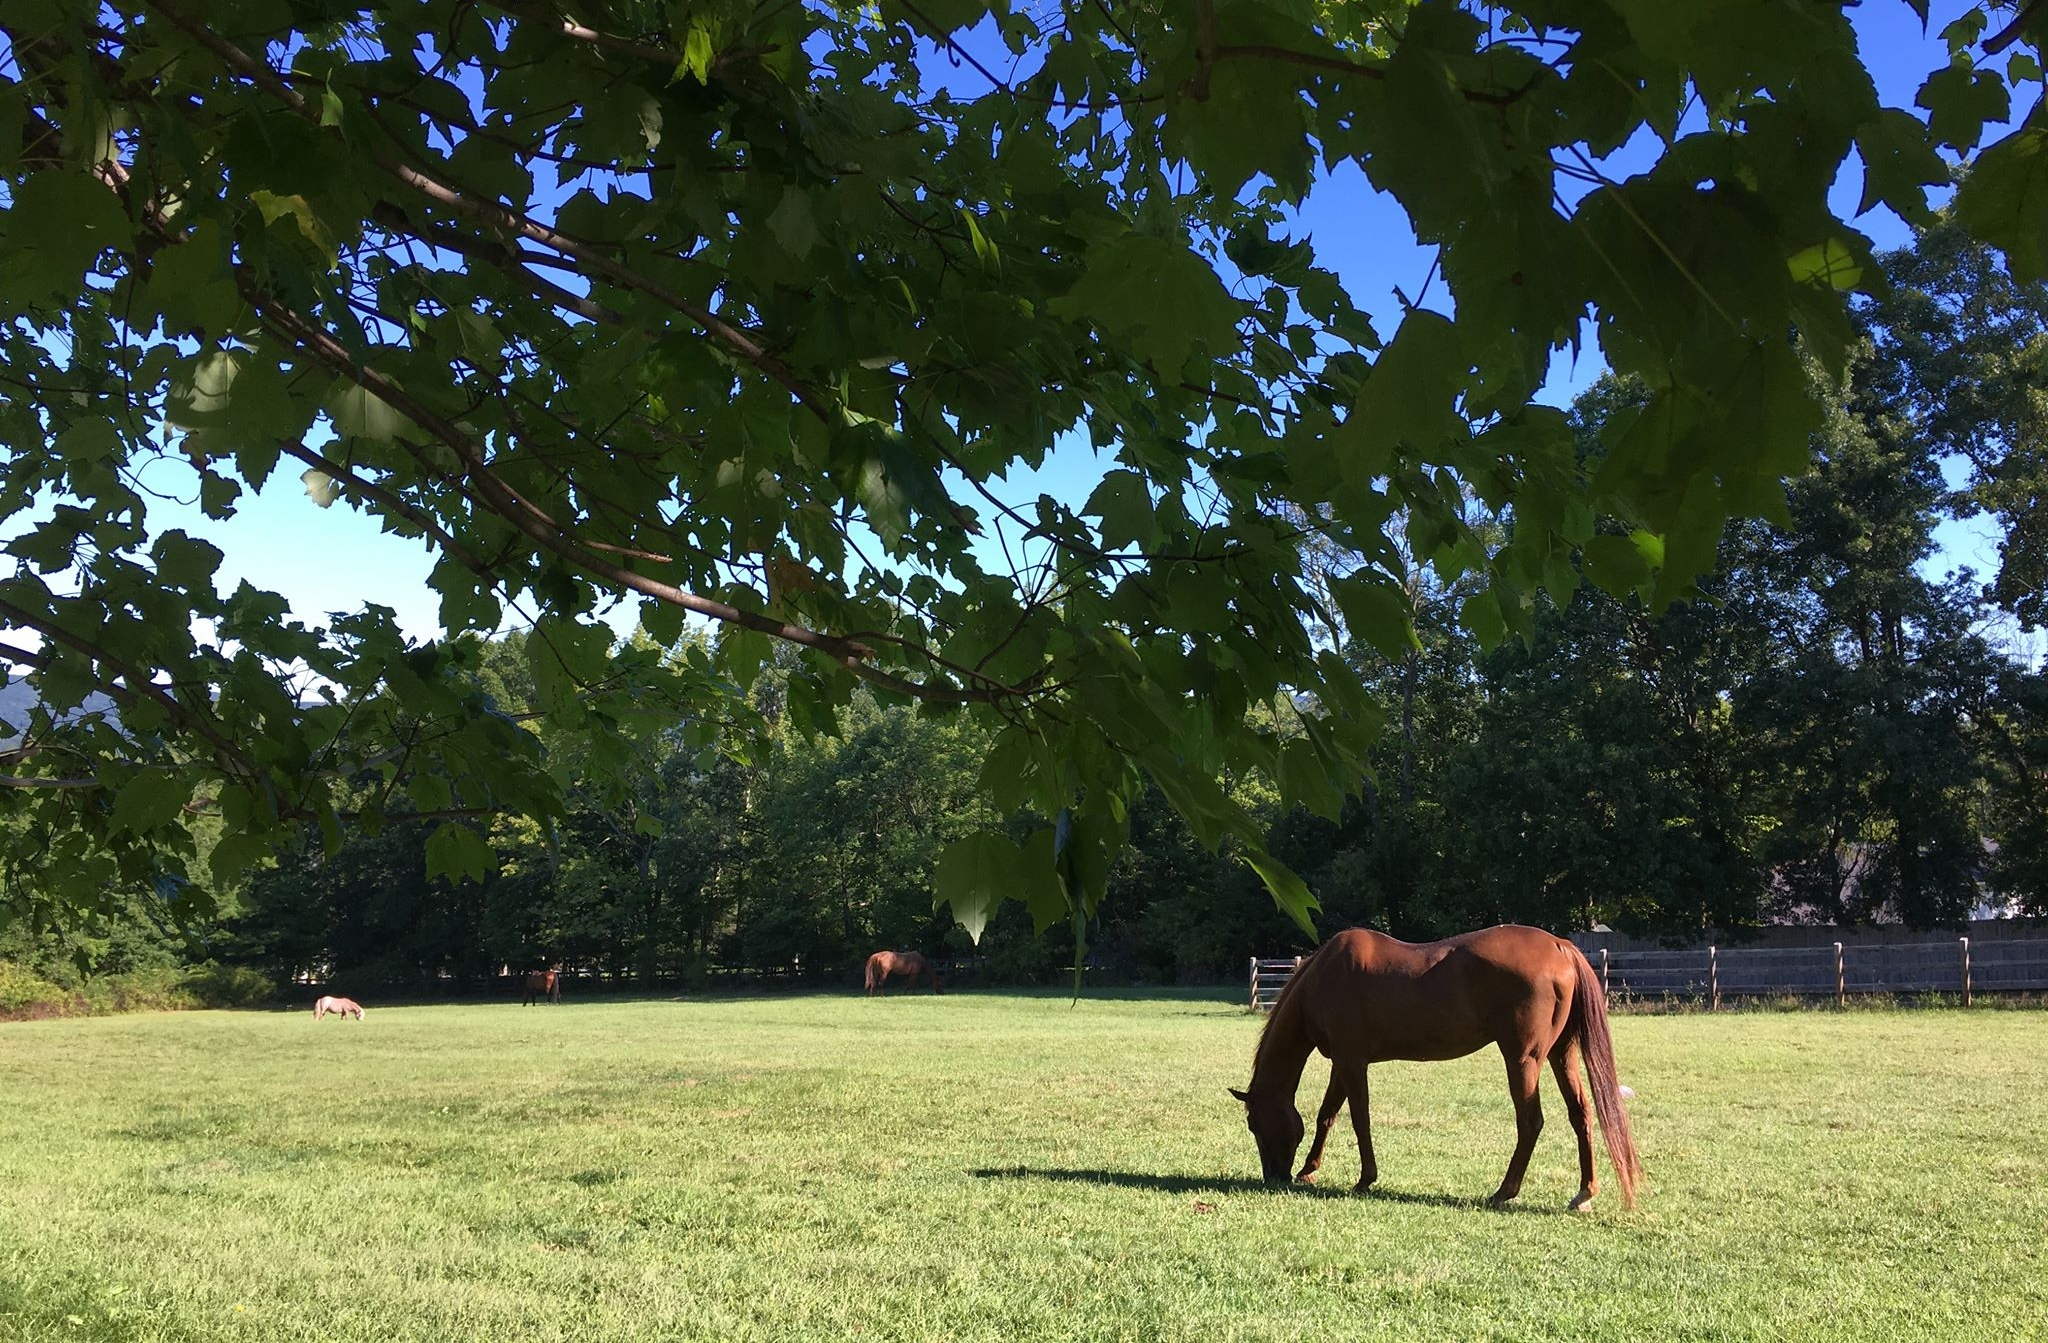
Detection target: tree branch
<box><xmin>1986</xmin><ymin>0</ymin><xmax>2047</xmax><ymax>55</ymax></box>
<box><xmin>368</xmin><ymin>200</ymin><xmax>624</xmax><ymax>327</ymax></box>
<box><xmin>235</xmin><ymin>274</ymin><xmax>1018</xmax><ymax>706</ymax></box>
<box><xmin>0</xmin><ymin>608</ymin><xmax>259</xmax><ymax>779</ymax></box>
<box><xmin>484</xmin><ymin>0</ymin><xmax>685</xmax><ymax>68</ymax></box>
<box><xmin>143</xmin><ymin>0</ymin><xmax>839</xmax><ymax>422</ymax></box>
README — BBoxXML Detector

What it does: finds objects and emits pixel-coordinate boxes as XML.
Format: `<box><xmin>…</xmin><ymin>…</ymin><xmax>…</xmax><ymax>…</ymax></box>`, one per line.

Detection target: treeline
<box><xmin>7</xmin><ymin>224</ymin><xmax>2047</xmax><ymax>992</ymax></box>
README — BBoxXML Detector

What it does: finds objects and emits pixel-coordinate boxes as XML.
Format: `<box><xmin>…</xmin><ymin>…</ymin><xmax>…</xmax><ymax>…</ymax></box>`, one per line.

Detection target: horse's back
<box><xmin>1323</xmin><ymin>925</ymin><xmax>1574</xmax><ymax>980</ymax></box>
<box><xmin>1301</xmin><ymin>926</ymin><xmax>1579</xmax><ymax>1061</ymax></box>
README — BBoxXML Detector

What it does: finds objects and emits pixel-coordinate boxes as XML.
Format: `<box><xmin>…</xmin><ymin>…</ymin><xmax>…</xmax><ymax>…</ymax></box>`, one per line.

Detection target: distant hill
<box><xmin>0</xmin><ymin>674</ymin><xmax>122</xmax><ymax>748</ymax></box>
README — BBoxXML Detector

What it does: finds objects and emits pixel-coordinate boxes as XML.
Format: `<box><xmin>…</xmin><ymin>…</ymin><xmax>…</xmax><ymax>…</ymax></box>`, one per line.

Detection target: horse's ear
<box><xmin>1228</xmin><ymin>1087</ymin><xmax>1251</xmax><ymax>1104</ymax></box>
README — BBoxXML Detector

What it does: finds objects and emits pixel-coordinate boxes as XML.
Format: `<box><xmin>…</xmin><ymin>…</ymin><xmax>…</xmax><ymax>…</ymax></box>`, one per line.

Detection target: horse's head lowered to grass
<box><xmin>1229</xmin><ymin>1087</ymin><xmax>1304</xmax><ymax>1185</ymax></box>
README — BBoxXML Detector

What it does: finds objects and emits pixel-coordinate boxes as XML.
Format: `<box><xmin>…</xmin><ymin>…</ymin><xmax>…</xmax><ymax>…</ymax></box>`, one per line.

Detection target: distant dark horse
<box><xmin>312</xmin><ymin>995</ymin><xmax>364</xmax><ymax>1021</ymax></box>
<box><xmin>523</xmin><ymin>967</ymin><xmax>562</xmax><ymax>1006</ymax></box>
<box><xmin>864</xmin><ymin>950</ymin><xmax>942</xmax><ymax>996</ymax></box>
<box><xmin>1234</xmin><ymin>925</ymin><xmax>1642</xmax><ymax>1210</ymax></box>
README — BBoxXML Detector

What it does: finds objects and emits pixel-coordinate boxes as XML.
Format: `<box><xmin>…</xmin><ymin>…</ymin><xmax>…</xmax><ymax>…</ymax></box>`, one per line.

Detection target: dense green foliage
<box><xmin>0</xmin><ymin>879</ymin><xmax>272</xmax><ymax>1016</ymax></box>
<box><xmin>7</xmin><ymin>1</ymin><xmax>2048</xmax><ymax>947</ymax></box>
<box><xmin>177</xmin><ymin>227</ymin><xmax>2038</xmax><ymax>989</ymax></box>
<box><xmin>3</xmin><ymin>999</ymin><xmax>2044</xmax><ymax>1340</ymax></box>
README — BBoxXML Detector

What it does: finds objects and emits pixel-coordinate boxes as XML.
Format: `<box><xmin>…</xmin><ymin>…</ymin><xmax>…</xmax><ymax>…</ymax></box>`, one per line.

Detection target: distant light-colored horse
<box><xmin>312</xmin><ymin>995</ymin><xmax>364</xmax><ymax>1021</ymax></box>
<box><xmin>864</xmin><ymin>950</ymin><xmax>942</xmax><ymax>996</ymax></box>
<box><xmin>523</xmin><ymin>967</ymin><xmax>562</xmax><ymax>1005</ymax></box>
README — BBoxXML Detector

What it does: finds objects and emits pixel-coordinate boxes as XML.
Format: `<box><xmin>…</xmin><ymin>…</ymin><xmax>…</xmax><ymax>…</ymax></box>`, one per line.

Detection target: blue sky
<box><xmin>123</xmin><ymin>2</ymin><xmax>2031</xmax><ymax>653</ymax></box>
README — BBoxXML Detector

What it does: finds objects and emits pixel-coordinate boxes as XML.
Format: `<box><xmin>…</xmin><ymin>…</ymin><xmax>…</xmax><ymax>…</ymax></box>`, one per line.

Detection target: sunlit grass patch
<box><xmin>1</xmin><ymin>993</ymin><xmax>2043</xmax><ymax>1341</ymax></box>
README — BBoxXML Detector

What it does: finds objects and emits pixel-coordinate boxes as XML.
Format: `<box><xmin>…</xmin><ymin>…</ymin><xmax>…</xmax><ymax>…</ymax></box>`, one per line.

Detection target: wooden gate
<box><xmin>1248</xmin><ymin>956</ymin><xmax>1302</xmax><ymax>1011</ymax></box>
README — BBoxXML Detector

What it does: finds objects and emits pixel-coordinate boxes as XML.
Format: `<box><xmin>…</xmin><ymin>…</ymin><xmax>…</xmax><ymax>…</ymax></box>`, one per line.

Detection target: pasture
<box><xmin>0</xmin><ymin>994</ymin><xmax>2042</xmax><ymax>1342</ymax></box>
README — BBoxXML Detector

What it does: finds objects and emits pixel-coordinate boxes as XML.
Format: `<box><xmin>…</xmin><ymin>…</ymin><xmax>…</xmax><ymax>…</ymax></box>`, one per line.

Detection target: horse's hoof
<box><xmin>1567</xmin><ymin>1192</ymin><xmax>1596</xmax><ymax>1213</ymax></box>
<box><xmin>1487</xmin><ymin>1191</ymin><xmax>1518</xmax><ymax>1209</ymax></box>
<box><xmin>1353</xmin><ymin>1178</ymin><xmax>1376</xmax><ymax>1195</ymax></box>
<box><xmin>1294</xmin><ymin>1171</ymin><xmax>1317</xmax><ymax>1185</ymax></box>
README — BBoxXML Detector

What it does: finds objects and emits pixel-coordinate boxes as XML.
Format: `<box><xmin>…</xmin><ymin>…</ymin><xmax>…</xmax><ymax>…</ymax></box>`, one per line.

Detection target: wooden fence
<box><xmin>1597</xmin><ymin>937</ymin><xmax>2048</xmax><ymax>1005</ymax></box>
<box><xmin>1248</xmin><ymin>957</ymin><xmax>1301</xmax><ymax>1011</ymax></box>
<box><xmin>1251</xmin><ymin>937</ymin><xmax>2048</xmax><ymax>1011</ymax></box>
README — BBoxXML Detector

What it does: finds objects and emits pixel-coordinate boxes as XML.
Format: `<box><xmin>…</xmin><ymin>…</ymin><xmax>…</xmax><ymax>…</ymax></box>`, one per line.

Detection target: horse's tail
<box><xmin>863</xmin><ymin>957</ymin><xmax>879</xmax><ymax>992</ymax></box>
<box><xmin>1566</xmin><ymin>942</ymin><xmax>1643</xmax><ymax>1208</ymax></box>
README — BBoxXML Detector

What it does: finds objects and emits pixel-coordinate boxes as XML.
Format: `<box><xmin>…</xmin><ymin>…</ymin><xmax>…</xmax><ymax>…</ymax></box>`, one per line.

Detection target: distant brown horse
<box><xmin>523</xmin><ymin>967</ymin><xmax>562</xmax><ymax>1005</ymax></box>
<box><xmin>312</xmin><ymin>995</ymin><xmax>364</xmax><ymax>1021</ymax></box>
<box><xmin>864</xmin><ymin>950</ymin><xmax>941</xmax><ymax>996</ymax></box>
<box><xmin>1232</xmin><ymin>925</ymin><xmax>1641</xmax><ymax>1210</ymax></box>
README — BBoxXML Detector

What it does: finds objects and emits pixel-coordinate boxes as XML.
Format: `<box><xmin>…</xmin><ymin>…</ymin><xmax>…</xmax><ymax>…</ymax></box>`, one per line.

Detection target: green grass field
<box><xmin>2</xmin><ymin>993</ymin><xmax>2043</xmax><ymax>1342</ymax></box>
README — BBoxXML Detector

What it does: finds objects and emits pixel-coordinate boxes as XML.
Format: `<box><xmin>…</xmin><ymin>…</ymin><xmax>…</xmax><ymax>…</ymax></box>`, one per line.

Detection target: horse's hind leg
<box><xmin>1550</xmin><ymin>1036</ymin><xmax>1598</xmax><ymax>1211</ymax></box>
<box><xmin>1295</xmin><ymin>1071</ymin><xmax>1347</xmax><ymax>1184</ymax></box>
<box><xmin>1490</xmin><ymin>1045</ymin><xmax>1544</xmax><ymax>1208</ymax></box>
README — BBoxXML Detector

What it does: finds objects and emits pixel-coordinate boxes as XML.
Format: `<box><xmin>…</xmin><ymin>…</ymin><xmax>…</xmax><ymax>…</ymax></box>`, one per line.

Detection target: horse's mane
<box><xmin>1250</xmin><ymin>943</ymin><xmax>1321</xmax><ymax>1085</ymax></box>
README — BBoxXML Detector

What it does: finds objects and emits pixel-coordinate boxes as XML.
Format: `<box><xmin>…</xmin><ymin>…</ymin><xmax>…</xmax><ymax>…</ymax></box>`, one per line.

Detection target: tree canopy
<box><xmin>6</xmin><ymin>227</ymin><xmax>2045</xmax><ymax>994</ymax></box>
<box><xmin>3</xmin><ymin>1</ymin><xmax>2046</xmax><ymax>944</ymax></box>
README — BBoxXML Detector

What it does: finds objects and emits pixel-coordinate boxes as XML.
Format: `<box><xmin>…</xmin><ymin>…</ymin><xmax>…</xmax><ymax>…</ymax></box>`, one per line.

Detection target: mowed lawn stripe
<box><xmin>1</xmin><ymin>995</ymin><xmax>2043</xmax><ymax>1341</ymax></box>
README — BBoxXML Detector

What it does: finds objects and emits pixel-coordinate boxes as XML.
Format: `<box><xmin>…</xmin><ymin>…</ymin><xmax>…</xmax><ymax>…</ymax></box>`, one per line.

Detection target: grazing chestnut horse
<box><xmin>522</xmin><ymin>967</ymin><xmax>561</xmax><ymax>1005</ymax></box>
<box><xmin>864</xmin><ymin>950</ymin><xmax>942</xmax><ymax>996</ymax></box>
<box><xmin>312</xmin><ymin>995</ymin><xmax>364</xmax><ymax>1021</ymax></box>
<box><xmin>1232</xmin><ymin>925</ymin><xmax>1641</xmax><ymax>1211</ymax></box>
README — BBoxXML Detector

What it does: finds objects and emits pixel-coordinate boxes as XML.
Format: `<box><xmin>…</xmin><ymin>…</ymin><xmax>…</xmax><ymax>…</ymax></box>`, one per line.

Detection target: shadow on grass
<box><xmin>245</xmin><ymin>986</ymin><xmax>1256</xmax><ymax>1012</ymax></box>
<box><xmin>973</xmin><ymin>1165</ymin><xmax>1290</xmax><ymax>1196</ymax></box>
<box><xmin>970</xmin><ymin>1166</ymin><xmax>1531</xmax><ymax>1213</ymax></box>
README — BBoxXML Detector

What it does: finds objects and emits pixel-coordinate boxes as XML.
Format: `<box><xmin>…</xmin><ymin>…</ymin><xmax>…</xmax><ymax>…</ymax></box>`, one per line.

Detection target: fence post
<box><xmin>1708</xmin><ymin>946</ymin><xmax>1719</xmax><ymax>1012</ymax></box>
<box><xmin>1248</xmin><ymin>956</ymin><xmax>1257</xmax><ymax>1010</ymax></box>
<box><xmin>1959</xmin><ymin>937</ymin><xmax>1972</xmax><ymax>1008</ymax></box>
<box><xmin>1833</xmin><ymin>942</ymin><xmax>1845</xmax><ymax>1007</ymax></box>
<box><xmin>1600</xmin><ymin>947</ymin><xmax>1610</xmax><ymax>1001</ymax></box>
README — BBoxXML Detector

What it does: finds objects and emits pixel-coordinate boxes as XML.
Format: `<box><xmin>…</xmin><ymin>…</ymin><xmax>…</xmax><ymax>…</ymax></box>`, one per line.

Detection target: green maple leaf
<box><xmin>425</xmin><ymin>822</ymin><xmax>495</xmax><ymax>885</ymax></box>
<box><xmin>1047</xmin><ymin>234</ymin><xmax>1244</xmax><ymax>376</ymax></box>
<box><xmin>1956</xmin><ymin>125</ymin><xmax>2048</xmax><ymax>281</ymax></box>
<box><xmin>934</xmin><ymin>829</ymin><xmax>1017</xmax><ymax>943</ymax></box>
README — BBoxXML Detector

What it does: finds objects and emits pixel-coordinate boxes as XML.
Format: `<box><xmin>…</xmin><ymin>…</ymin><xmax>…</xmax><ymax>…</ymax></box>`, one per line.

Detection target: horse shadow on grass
<box><xmin>969</xmin><ymin>1166</ymin><xmax>1538</xmax><ymax>1213</ymax></box>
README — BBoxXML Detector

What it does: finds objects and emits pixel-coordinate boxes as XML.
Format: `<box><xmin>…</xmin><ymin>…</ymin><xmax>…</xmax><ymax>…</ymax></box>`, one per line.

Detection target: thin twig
<box><xmin>1986</xmin><ymin>0</ymin><xmax>2047</xmax><ymax>55</ymax></box>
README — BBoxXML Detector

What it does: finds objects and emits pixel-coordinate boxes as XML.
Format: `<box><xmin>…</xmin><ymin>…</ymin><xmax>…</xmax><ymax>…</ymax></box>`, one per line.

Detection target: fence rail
<box><xmin>1251</xmin><ymin>937</ymin><xmax>2048</xmax><ymax>1012</ymax></box>
<box><xmin>1249</xmin><ymin>957</ymin><xmax>1302</xmax><ymax>1011</ymax></box>
<box><xmin>1599</xmin><ymin>937</ymin><xmax>2048</xmax><ymax>1005</ymax></box>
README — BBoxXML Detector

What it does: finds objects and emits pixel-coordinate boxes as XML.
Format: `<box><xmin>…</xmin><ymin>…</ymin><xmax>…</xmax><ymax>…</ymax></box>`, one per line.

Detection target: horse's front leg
<box><xmin>1295</xmin><ymin>1072</ymin><xmax>1347</xmax><ymax>1183</ymax></box>
<box><xmin>1334</xmin><ymin>1058</ymin><xmax>1378</xmax><ymax>1191</ymax></box>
